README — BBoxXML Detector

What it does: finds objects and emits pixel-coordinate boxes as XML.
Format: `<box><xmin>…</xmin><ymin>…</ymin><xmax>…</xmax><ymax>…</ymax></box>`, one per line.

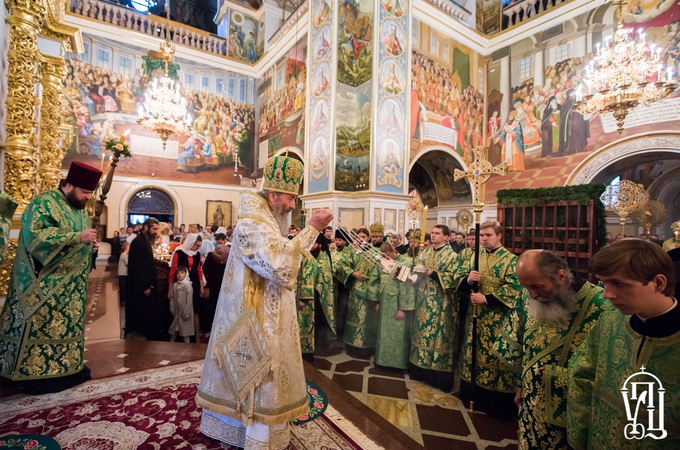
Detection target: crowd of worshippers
<box><xmin>117</xmin><ymin>220</ymin><xmax>233</xmax><ymax>343</ymax></box>
<box><xmin>290</xmin><ymin>220</ymin><xmax>680</xmax><ymax>449</ymax></box>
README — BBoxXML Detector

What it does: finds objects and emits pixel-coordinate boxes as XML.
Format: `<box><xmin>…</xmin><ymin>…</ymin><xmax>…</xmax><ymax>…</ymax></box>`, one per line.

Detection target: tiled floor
<box><xmin>61</xmin><ymin>261</ymin><xmax>517</xmax><ymax>449</ymax></box>
<box><xmin>311</xmin><ymin>345</ymin><xmax>518</xmax><ymax>448</ymax></box>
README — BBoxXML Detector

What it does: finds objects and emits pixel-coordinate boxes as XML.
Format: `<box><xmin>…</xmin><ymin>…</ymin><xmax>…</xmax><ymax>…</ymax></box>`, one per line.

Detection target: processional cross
<box><xmin>453</xmin><ymin>147</ymin><xmax>507</xmax><ymax>412</ymax></box>
<box><xmin>235</xmin><ymin>340</ymin><xmax>253</xmax><ymax>367</ymax></box>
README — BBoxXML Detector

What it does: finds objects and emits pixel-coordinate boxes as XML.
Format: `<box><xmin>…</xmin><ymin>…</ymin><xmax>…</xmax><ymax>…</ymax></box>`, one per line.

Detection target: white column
<box><xmin>500</xmin><ymin>55</ymin><xmax>511</xmax><ymax>123</ymax></box>
<box><xmin>573</xmin><ymin>32</ymin><xmax>587</xmax><ymax>58</ymax></box>
<box><xmin>533</xmin><ymin>45</ymin><xmax>544</xmax><ymax>88</ymax></box>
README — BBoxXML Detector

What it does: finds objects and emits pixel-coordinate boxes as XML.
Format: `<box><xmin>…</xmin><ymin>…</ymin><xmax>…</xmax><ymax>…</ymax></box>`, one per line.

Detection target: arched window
<box><xmin>127</xmin><ymin>188</ymin><xmax>175</xmax><ymax>225</ymax></box>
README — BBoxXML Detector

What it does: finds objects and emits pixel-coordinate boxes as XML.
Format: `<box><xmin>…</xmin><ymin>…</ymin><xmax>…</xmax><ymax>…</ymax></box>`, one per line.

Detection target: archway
<box><xmin>126</xmin><ymin>187</ymin><xmax>177</xmax><ymax>225</ymax></box>
<box><xmin>566</xmin><ymin>132</ymin><xmax>680</xmax><ymax>239</ymax></box>
<box><xmin>408</xmin><ymin>147</ymin><xmax>472</xmax><ymax>231</ymax></box>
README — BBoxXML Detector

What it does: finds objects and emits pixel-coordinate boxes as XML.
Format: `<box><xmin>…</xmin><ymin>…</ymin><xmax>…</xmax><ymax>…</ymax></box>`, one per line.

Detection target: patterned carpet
<box><xmin>0</xmin><ymin>361</ymin><xmax>383</xmax><ymax>449</ymax></box>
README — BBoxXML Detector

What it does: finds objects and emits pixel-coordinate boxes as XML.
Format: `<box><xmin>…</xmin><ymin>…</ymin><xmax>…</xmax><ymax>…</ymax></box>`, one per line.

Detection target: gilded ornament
<box><xmin>0</xmin><ymin>240</ymin><xmax>18</xmax><ymax>297</ymax></box>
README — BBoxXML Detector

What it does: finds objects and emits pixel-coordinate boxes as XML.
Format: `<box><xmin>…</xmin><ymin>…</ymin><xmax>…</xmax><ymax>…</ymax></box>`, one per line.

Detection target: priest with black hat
<box><xmin>0</xmin><ymin>161</ymin><xmax>102</xmax><ymax>395</ymax></box>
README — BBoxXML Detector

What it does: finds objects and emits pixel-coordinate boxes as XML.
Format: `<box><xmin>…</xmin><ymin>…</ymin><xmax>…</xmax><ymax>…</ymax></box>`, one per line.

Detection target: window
<box><xmin>216</xmin><ymin>78</ymin><xmax>224</xmax><ymax>94</ymax></box>
<box><xmin>555</xmin><ymin>44</ymin><xmax>569</xmax><ymax>63</ymax></box>
<box><xmin>201</xmin><ymin>76</ymin><xmax>210</xmax><ymax>91</ymax></box>
<box><xmin>412</xmin><ymin>19</ymin><xmax>419</xmax><ymax>46</ymax></box>
<box><xmin>442</xmin><ymin>45</ymin><xmax>450</xmax><ymax>62</ymax></box>
<box><xmin>609</xmin><ymin>176</ymin><xmax>620</xmax><ymax>186</ymax></box>
<box><xmin>130</xmin><ymin>0</ymin><xmax>151</xmax><ymax>12</ymax></box>
<box><xmin>430</xmin><ymin>35</ymin><xmax>438</xmax><ymax>56</ymax></box>
<box><xmin>119</xmin><ymin>56</ymin><xmax>132</xmax><ymax>76</ymax></box>
<box><xmin>184</xmin><ymin>74</ymin><xmax>194</xmax><ymax>87</ymax></box>
<box><xmin>97</xmin><ymin>48</ymin><xmax>110</xmax><ymax>69</ymax></box>
<box><xmin>519</xmin><ymin>56</ymin><xmax>531</xmax><ymax>81</ymax></box>
<box><xmin>228</xmin><ymin>78</ymin><xmax>235</xmax><ymax>98</ymax></box>
<box><xmin>239</xmin><ymin>79</ymin><xmax>246</xmax><ymax>102</ymax></box>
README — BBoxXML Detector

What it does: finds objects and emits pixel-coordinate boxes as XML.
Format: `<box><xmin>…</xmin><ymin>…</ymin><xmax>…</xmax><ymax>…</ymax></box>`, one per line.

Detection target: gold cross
<box><xmin>453</xmin><ymin>147</ymin><xmax>507</xmax><ymax>214</ymax></box>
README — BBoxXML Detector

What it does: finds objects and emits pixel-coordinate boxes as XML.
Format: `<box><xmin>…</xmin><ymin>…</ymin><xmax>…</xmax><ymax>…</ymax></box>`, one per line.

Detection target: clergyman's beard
<box><xmin>65</xmin><ymin>190</ymin><xmax>88</xmax><ymax>210</ymax></box>
<box><xmin>527</xmin><ymin>285</ymin><xmax>578</xmax><ymax>326</ymax></box>
<box><xmin>407</xmin><ymin>246</ymin><xmax>419</xmax><ymax>258</ymax></box>
<box><xmin>273</xmin><ymin>209</ymin><xmax>292</xmax><ymax>237</ymax></box>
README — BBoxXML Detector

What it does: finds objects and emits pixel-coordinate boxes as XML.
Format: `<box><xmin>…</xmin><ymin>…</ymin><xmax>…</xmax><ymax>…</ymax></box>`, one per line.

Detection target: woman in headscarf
<box><xmin>168</xmin><ymin>233</ymin><xmax>205</xmax><ymax>342</ymax></box>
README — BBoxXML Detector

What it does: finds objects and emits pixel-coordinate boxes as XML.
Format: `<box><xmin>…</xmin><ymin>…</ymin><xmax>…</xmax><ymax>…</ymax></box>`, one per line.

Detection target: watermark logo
<box><xmin>620</xmin><ymin>366</ymin><xmax>667</xmax><ymax>440</ymax></box>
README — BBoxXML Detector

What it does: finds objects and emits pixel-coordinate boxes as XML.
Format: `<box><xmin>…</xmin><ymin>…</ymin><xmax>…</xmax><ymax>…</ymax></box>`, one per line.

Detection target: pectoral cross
<box><xmin>453</xmin><ymin>147</ymin><xmax>507</xmax><ymax>216</ymax></box>
<box><xmin>235</xmin><ymin>340</ymin><xmax>253</xmax><ymax>367</ymax></box>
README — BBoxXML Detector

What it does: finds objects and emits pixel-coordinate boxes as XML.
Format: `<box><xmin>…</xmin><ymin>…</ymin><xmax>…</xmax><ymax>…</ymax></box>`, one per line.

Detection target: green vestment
<box><xmin>369</xmin><ymin>254</ymin><xmax>416</xmax><ymax>369</ymax></box>
<box><xmin>0</xmin><ymin>189</ymin><xmax>92</xmax><ymax>381</ymax></box>
<box><xmin>296</xmin><ymin>251</ymin><xmax>337</xmax><ymax>354</ymax></box>
<box><xmin>409</xmin><ymin>245</ymin><xmax>458</xmax><ymax>372</ymax></box>
<box><xmin>567</xmin><ymin>311</ymin><xmax>680</xmax><ymax>450</ymax></box>
<box><xmin>343</xmin><ymin>245</ymin><xmax>379</xmax><ymax>348</ymax></box>
<box><xmin>0</xmin><ymin>192</ymin><xmax>18</xmax><ymax>264</ymax></box>
<box><xmin>296</xmin><ymin>255</ymin><xmax>319</xmax><ymax>354</ymax></box>
<box><xmin>315</xmin><ymin>250</ymin><xmax>336</xmax><ymax>338</ymax></box>
<box><xmin>494</xmin><ymin>282</ymin><xmax>612</xmax><ymax>449</ymax></box>
<box><xmin>455</xmin><ymin>246</ymin><xmax>520</xmax><ymax>393</ymax></box>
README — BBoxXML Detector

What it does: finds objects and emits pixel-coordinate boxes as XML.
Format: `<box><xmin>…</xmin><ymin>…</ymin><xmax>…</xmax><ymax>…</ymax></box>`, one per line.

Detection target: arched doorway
<box><xmin>566</xmin><ymin>133</ymin><xmax>680</xmax><ymax>239</ymax></box>
<box><xmin>409</xmin><ymin>148</ymin><xmax>471</xmax><ymax>231</ymax></box>
<box><xmin>126</xmin><ymin>187</ymin><xmax>176</xmax><ymax>225</ymax></box>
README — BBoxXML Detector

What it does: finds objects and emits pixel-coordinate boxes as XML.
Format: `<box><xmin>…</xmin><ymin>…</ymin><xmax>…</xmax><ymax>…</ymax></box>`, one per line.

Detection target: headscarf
<box><xmin>178</xmin><ymin>233</ymin><xmax>201</xmax><ymax>256</ymax></box>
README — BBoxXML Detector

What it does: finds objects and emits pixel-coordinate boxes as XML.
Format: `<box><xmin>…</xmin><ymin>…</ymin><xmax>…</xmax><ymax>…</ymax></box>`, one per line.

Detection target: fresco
<box><xmin>258</xmin><ymin>39</ymin><xmax>307</xmax><ymax>156</ymax></box>
<box><xmin>476</xmin><ymin>0</ymin><xmax>501</xmax><ymax>35</ymax></box>
<box><xmin>308</xmin><ymin>0</ymin><xmax>334</xmax><ymax>192</ymax></box>
<box><xmin>335</xmin><ymin>83</ymin><xmax>371</xmax><ymax>191</ymax></box>
<box><xmin>484</xmin><ymin>3</ymin><xmax>680</xmax><ymax>196</ymax></box>
<box><xmin>337</xmin><ymin>0</ymin><xmax>374</xmax><ymax>87</ymax></box>
<box><xmin>227</xmin><ymin>11</ymin><xmax>264</xmax><ymax>64</ymax></box>
<box><xmin>410</xmin><ymin>25</ymin><xmax>484</xmax><ymax>166</ymax></box>
<box><xmin>375</xmin><ymin>0</ymin><xmax>409</xmax><ymax>193</ymax></box>
<box><xmin>61</xmin><ymin>35</ymin><xmax>256</xmax><ymax>185</ymax></box>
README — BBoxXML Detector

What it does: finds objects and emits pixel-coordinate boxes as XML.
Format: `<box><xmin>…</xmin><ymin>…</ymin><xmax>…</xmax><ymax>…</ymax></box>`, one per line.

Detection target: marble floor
<box><xmin>5</xmin><ymin>260</ymin><xmax>519</xmax><ymax>449</ymax></box>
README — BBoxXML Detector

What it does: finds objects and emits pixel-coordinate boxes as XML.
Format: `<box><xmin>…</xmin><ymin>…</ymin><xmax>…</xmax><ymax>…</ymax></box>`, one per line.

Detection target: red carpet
<box><xmin>0</xmin><ymin>362</ymin><xmax>378</xmax><ymax>449</ymax></box>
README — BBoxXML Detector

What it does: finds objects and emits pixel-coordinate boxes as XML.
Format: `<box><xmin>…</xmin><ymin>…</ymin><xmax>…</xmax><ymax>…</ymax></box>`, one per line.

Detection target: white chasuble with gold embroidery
<box><xmin>196</xmin><ymin>191</ymin><xmax>317</xmax><ymax>449</ymax></box>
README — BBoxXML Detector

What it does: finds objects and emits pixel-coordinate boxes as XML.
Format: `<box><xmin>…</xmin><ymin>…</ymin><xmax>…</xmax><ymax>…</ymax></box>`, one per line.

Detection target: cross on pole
<box><xmin>453</xmin><ymin>147</ymin><xmax>507</xmax><ymax>217</ymax></box>
<box><xmin>452</xmin><ymin>146</ymin><xmax>507</xmax><ymax>413</ymax></box>
<box><xmin>235</xmin><ymin>340</ymin><xmax>253</xmax><ymax>367</ymax></box>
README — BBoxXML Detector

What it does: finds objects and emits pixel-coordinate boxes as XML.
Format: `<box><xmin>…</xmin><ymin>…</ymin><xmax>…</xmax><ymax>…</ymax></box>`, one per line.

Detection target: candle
<box><xmin>99</xmin><ymin>152</ymin><xmax>105</xmax><ymax>171</ymax></box>
<box><xmin>120</xmin><ymin>134</ymin><xmax>126</xmax><ymax>144</ymax></box>
<box><xmin>420</xmin><ymin>206</ymin><xmax>428</xmax><ymax>244</ymax></box>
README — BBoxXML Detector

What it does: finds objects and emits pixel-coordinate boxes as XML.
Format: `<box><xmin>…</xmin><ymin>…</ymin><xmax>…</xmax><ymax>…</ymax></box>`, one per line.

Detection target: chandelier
<box><xmin>137</xmin><ymin>2</ymin><xmax>191</xmax><ymax>150</ymax></box>
<box><xmin>575</xmin><ymin>0</ymin><xmax>678</xmax><ymax>133</ymax></box>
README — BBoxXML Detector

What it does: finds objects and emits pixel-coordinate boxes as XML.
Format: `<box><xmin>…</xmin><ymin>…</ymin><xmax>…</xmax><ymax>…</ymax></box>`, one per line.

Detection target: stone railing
<box><xmin>70</xmin><ymin>0</ymin><xmax>228</xmax><ymax>57</ymax></box>
<box><xmin>502</xmin><ymin>0</ymin><xmax>567</xmax><ymax>30</ymax></box>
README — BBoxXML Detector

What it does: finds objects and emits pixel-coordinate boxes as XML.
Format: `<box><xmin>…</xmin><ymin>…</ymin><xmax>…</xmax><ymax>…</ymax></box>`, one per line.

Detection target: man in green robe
<box><xmin>331</xmin><ymin>228</ymin><xmax>353</xmax><ymax>338</ymax></box>
<box><xmin>410</xmin><ymin>224</ymin><xmax>458</xmax><ymax>392</ymax></box>
<box><xmin>0</xmin><ymin>192</ymin><xmax>18</xmax><ymax>264</ymax></box>
<box><xmin>455</xmin><ymin>220</ymin><xmax>520</xmax><ymax>420</ymax></box>
<box><xmin>296</xmin><ymin>234</ymin><xmax>336</xmax><ymax>360</ymax></box>
<box><xmin>494</xmin><ymin>250</ymin><xmax>613</xmax><ymax>449</ymax></box>
<box><xmin>369</xmin><ymin>242</ymin><xmax>415</xmax><ymax>370</ymax></box>
<box><xmin>568</xmin><ymin>239</ymin><xmax>680</xmax><ymax>450</ymax></box>
<box><xmin>0</xmin><ymin>162</ymin><xmax>102</xmax><ymax>395</ymax></box>
<box><xmin>341</xmin><ymin>227</ymin><xmax>379</xmax><ymax>357</ymax></box>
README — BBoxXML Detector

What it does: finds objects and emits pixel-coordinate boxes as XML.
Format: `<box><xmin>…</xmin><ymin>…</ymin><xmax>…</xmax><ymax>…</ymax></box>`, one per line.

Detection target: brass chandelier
<box><xmin>575</xmin><ymin>0</ymin><xmax>678</xmax><ymax>133</ymax></box>
<box><xmin>137</xmin><ymin>1</ymin><xmax>191</xmax><ymax>150</ymax></box>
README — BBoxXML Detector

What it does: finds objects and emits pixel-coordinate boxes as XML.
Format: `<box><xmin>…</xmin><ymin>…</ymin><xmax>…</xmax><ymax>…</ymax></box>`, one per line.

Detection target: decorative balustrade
<box><xmin>502</xmin><ymin>0</ymin><xmax>567</xmax><ymax>30</ymax></box>
<box><xmin>70</xmin><ymin>0</ymin><xmax>228</xmax><ymax>57</ymax></box>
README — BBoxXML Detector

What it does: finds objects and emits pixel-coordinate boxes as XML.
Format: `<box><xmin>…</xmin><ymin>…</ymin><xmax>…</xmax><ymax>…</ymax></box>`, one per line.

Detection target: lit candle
<box><xmin>420</xmin><ymin>206</ymin><xmax>428</xmax><ymax>244</ymax></box>
<box><xmin>120</xmin><ymin>134</ymin><xmax>126</xmax><ymax>145</ymax></box>
<box><xmin>99</xmin><ymin>152</ymin><xmax>105</xmax><ymax>171</ymax></box>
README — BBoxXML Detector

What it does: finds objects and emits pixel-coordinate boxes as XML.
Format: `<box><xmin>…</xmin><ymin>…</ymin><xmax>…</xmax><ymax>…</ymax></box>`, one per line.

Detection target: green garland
<box><xmin>496</xmin><ymin>183</ymin><xmax>607</xmax><ymax>250</ymax></box>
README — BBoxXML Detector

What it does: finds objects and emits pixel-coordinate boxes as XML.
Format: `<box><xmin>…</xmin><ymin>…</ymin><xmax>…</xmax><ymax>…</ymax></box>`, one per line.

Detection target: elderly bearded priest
<box><xmin>494</xmin><ymin>250</ymin><xmax>612</xmax><ymax>449</ymax></box>
<box><xmin>196</xmin><ymin>155</ymin><xmax>333</xmax><ymax>449</ymax></box>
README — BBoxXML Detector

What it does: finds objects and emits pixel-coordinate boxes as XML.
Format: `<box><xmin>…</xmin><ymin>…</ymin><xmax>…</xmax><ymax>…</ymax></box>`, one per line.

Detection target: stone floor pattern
<box><xmin>311</xmin><ymin>345</ymin><xmax>519</xmax><ymax>449</ymax></box>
